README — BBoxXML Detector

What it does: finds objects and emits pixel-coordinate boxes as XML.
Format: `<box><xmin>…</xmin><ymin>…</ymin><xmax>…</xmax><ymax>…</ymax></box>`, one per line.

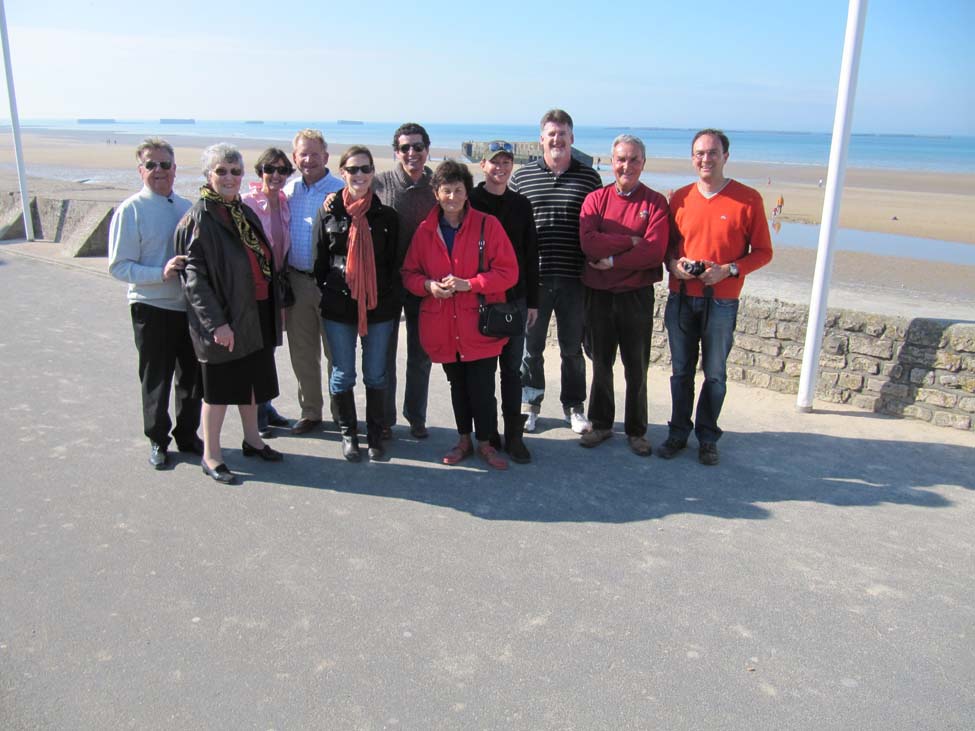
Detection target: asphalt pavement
<box><xmin>1</xmin><ymin>244</ymin><xmax>972</xmax><ymax>730</ymax></box>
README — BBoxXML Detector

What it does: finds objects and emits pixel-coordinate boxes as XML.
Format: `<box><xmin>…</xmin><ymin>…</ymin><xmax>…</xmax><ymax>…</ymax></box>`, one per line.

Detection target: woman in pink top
<box><xmin>242</xmin><ymin>147</ymin><xmax>293</xmax><ymax>436</ymax></box>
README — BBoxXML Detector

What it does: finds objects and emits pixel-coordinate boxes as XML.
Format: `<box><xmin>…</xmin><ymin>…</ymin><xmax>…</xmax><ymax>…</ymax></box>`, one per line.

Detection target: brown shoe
<box><xmin>291</xmin><ymin>418</ymin><xmax>322</xmax><ymax>435</ymax></box>
<box><xmin>477</xmin><ymin>442</ymin><xmax>509</xmax><ymax>470</ymax></box>
<box><xmin>627</xmin><ymin>435</ymin><xmax>652</xmax><ymax>457</ymax></box>
<box><xmin>442</xmin><ymin>435</ymin><xmax>474</xmax><ymax>465</ymax></box>
<box><xmin>579</xmin><ymin>428</ymin><xmax>612</xmax><ymax>448</ymax></box>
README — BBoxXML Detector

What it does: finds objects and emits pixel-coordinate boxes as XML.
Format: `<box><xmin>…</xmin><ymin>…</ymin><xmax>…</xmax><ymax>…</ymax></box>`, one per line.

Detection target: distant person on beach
<box><xmin>662</xmin><ymin>129</ymin><xmax>773</xmax><ymax>466</ymax></box>
<box><xmin>177</xmin><ymin>143</ymin><xmax>285</xmax><ymax>484</ymax></box>
<box><xmin>578</xmin><ymin>134</ymin><xmax>669</xmax><ymax>456</ymax></box>
<box><xmin>108</xmin><ymin>137</ymin><xmax>201</xmax><ymax>470</ymax></box>
<box><xmin>373</xmin><ymin>122</ymin><xmax>437</xmax><ymax>441</ymax></box>
<box><xmin>401</xmin><ymin>160</ymin><xmax>518</xmax><ymax>470</ymax></box>
<box><xmin>283</xmin><ymin>129</ymin><xmax>344</xmax><ymax>435</ymax></box>
<box><xmin>509</xmin><ymin>108</ymin><xmax>602</xmax><ymax>435</ymax></box>
<box><xmin>313</xmin><ymin>146</ymin><xmax>400</xmax><ymax>463</ymax></box>
<box><xmin>241</xmin><ymin>147</ymin><xmax>294</xmax><ymax>438</ymax></box>
<box><xmin>469</xmin><ymin>140</ymin><xmax>539</xmax><ymax>463</ymax></box>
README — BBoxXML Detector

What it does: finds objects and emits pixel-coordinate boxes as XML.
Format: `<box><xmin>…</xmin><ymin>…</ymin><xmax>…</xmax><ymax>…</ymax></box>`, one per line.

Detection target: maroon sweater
<box><xmin>579</xmin><ymin>182</ymin><xmax>669</xmax><ymax>292</ymax></box>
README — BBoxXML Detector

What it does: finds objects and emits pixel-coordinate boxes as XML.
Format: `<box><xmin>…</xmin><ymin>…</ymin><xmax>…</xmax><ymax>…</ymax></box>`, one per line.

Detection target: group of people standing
<box><xmin>108</xmin><ymin>109</ymin><xmax>772</xmax><ymax>485</ymax></box>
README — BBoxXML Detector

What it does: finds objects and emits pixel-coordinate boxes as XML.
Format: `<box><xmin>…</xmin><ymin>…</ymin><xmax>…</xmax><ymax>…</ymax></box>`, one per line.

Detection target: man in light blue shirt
<box><xmin>284</xmin><ymin>129</ymin><xmax>345</xmax><ymax>434</ymax></box>
<box><xmin>108</xmin><ymin>138</ymin><xmax>201</xmax><ymax>469</ymax></box>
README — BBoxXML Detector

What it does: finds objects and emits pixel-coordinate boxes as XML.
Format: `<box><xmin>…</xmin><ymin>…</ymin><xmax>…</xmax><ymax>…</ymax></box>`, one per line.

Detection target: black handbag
<box><xmin>475</xmin><ymin>219</ymin><xmax>523</xmax><ymax>338</ymax></box>
<box><xmin>276</xmin><ymin>254</ymin><xmax>296</xmax><ymax>308</ymax></box>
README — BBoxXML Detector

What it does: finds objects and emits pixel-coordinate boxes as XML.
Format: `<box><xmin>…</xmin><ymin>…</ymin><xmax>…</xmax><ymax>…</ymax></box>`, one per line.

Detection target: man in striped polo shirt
<box><xmin>509</xmin><ymin>109</ymin><xmax>602</xmax><ymax>434</ymax></box>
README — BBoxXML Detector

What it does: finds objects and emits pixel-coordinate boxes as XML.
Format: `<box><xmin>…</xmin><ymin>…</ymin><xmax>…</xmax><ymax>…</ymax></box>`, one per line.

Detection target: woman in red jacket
<box><xmin>401</xmin><ymin>160</ymin><xmax>518</xmax><ymax>470</ymax></box>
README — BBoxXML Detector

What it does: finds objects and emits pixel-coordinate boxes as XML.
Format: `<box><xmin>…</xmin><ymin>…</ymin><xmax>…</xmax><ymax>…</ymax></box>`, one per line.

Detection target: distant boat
<box><xmin>245</xmin><ymin>120</ymin><xmax>264</xmax><ymax>125</ymax></box>
<box><xmin>160</xmin><ymin>118</ymin><xmax>195</xmax><ymax>124</ymax></box>
<box><xmin>78</xmin><ymin>118</ymin><xmax>115</xmax><ymax>124</ymax></box>
<box><xmin>337</xmin><ymin>119</ymin><xmax>364</xmax><ymax>125</ymax></box>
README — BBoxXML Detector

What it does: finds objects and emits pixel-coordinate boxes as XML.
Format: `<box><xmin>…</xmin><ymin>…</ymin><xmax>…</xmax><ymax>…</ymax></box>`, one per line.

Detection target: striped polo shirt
<box><xmin>509</xmin><ymin>157</ymin><xmax>602</xmax><ymax>278</ymax></box>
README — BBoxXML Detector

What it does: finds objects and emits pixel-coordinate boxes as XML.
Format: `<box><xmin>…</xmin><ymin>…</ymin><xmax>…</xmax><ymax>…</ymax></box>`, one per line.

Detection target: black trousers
<box><xmin>585</xmin><ymin>286</ymin><xmax>654</xmax><ymax>437</ymax></box>
<box><xmin>130</xmin><ymin>303</ymin><xmax>202</xmax><ymax>448</ymax></box>
<box><xmin>442</xmin><ymin>355</ymin><xmax>498</xmax><ymax>441</ymax></box>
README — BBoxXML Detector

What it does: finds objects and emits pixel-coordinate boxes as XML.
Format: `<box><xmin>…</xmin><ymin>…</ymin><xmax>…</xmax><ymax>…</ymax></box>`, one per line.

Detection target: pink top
<box><xmin>242</xmin><ymin>182</ymin><xmax>291</xmax><ymax>271</ymax></box>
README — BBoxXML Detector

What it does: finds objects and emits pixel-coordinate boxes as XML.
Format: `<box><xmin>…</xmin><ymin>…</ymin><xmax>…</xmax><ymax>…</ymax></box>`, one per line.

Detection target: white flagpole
<box><xmin>796</xmin><ymin>0</ymin><xmax>868</xmax><ymax>411</ymax></box>
<box><xmin>0</xmin><ymin>0</ymin><xmax>34</xmax><ymax>241</ymax></box>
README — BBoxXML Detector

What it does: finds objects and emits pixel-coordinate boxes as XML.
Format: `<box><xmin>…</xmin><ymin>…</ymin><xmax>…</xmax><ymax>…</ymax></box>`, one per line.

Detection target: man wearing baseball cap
<box><xmin>469</xmin><ymin>141</ymin><xmax>539</xmax><ymax>463</ymax></box>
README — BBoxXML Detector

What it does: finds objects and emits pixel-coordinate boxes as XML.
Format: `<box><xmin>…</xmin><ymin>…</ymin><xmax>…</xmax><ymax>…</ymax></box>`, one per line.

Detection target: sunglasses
<box><xmin>397</xmin><ymin>142</ymin><xmax>426</xmax><ymax>154</ymax></box>
<box><xmin>488</xmin><ymin>142</ymin><xmax>513</xmax><ymax>154</ymax></box>
<box><xmin>262</xmin><ymin>164</ymin><xmax>292</xmax><ymax>176</ymax></box>
<box><xmin>342</xmin><ymin>164</ymin><xmax>374</xmax><ymax>175</ymax></box>
<box><xmin>142</xmin><ymin>160</ymin><xmax>173</xmax><ymax>171</ymax></box>
<box><xmin>213</xmin><ymin>167</ymin><xmax>243</xmax><ymax>177</ymax></box>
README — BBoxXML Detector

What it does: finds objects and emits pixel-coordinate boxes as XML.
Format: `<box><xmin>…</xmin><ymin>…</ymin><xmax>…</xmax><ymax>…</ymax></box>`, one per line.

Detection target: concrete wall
<box><xmin>0</xmin><ymin>192</ymin><xmax>114</xmax><ymax>256</ymax></box>
<box><xmin>646</xmin><ymin>283</ymin><xmax>975</xmax><ymax>432</ymax></box>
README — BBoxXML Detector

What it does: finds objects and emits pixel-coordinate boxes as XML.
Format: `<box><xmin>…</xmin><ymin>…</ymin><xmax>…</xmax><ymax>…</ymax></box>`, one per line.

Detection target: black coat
<box><xmin>313</xmin><ymin>192</ymin><xmax>401</xmax><ymax>325</ymax></box>
<box><xmin>176</xmin><ymin>197</ymin><xmax>283</xmax><ymax>364</ymax></box>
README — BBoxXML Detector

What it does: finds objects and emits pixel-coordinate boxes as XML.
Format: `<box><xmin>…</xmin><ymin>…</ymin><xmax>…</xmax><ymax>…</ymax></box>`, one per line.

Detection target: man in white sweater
<box><xmin>108</xmin><ymin>138</ymin><xmax>202</xmax><ymax>469</ymax></box>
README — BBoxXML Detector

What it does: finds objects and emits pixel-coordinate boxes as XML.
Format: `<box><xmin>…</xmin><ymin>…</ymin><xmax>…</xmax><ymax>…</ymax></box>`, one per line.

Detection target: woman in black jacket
<box><xmin>178</xmin><ymin>143</ymin><xmax>285</xmax><ymax>484</ymax></box>
<box><xmin>313</xmin><ymin>145</ymin><xmax>400</xmax><ymax>462</ymax></box>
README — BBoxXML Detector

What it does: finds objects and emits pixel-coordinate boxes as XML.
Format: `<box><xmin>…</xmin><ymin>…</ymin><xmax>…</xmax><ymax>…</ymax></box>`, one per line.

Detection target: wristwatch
<box><xmin>728</xmin><ymin>262</ymin><xmax>740</xmax><ymax>278</ymax></box>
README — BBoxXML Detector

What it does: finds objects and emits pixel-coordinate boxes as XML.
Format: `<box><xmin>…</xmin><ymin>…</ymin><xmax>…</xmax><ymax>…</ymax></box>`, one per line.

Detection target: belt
<box><xmin>290</xmin><ymin>268</ymin><xmax>315</xmax><ymax>277</ymax></box>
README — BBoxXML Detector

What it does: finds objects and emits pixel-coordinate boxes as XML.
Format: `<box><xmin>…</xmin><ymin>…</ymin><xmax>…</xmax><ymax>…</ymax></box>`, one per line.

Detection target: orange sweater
<box><xmin>667</xmin><ymin>179</ymin><xmax>772</xmax><ymax>299</ymax></box>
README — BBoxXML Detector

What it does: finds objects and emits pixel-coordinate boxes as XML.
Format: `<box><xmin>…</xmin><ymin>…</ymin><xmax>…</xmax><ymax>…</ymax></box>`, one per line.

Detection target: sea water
<box><xmin>14</xmin><ymin>118</ymin><xmax>975</xmax><ymax>174</ymax></box>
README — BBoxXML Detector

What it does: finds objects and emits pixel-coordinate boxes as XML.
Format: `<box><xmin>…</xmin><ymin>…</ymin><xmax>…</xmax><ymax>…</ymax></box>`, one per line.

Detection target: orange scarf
<box><xmin>342</xmin><ymin>189</ymin><xmax>377</xmax><ymax>336</ymax></box>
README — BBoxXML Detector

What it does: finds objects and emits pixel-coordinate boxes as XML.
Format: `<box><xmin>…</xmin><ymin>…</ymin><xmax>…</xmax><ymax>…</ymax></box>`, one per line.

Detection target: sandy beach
<box><xmin>2</xmin><ymin>128</ymin><xmax>974</xmax><ymax>320</ymax></box>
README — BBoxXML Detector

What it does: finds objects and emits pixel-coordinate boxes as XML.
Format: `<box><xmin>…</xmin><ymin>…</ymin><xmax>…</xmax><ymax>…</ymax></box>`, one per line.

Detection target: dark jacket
<box><xmin>176</xmin><ymin>196</ymin><xmax>283</xmax><ymax>364</ymax></box>
<box><xmin>313</xmin><ymin>192</ymin><xmax>402</xmax><ymax>324</ymax></box>
<box><xmin>468</xmin><ymin>183</ymin><xmax>539</xmax><ymax>308</ymax></box>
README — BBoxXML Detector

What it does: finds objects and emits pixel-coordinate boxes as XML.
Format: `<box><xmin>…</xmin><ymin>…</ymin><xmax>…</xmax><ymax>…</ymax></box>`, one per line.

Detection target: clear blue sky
<box><xmin>3</xmin><ymin>0</ymin><xmax>973</xmax><ymax>135</ymax></box>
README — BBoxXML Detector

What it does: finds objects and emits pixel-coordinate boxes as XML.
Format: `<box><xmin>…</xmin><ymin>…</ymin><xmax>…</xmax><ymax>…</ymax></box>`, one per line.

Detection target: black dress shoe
<box><xmin>176</xmin><ymin>436</ymin><xmax>204</xmax><ymax>455</ymax></box>
<box><xmin>242</xmin><ymin>440</ymin><xmax>284</xmax><ymax>462</ymax></box>
<box><xmin>201</xmin><ymin>460</ymin><xmax>236</xmax><ymax>484</ymax></box>
<box><xmin>149</xmin><ymin>442</ymin><xmax>168</xmax><ymax>470</ymax></box>
<box><xmin>258</xmin><ymin>427</ymin><xmax>274</xmax><ymax>439</ymax></box>
<box><xmin>267</xmin><ymin>413</ymin><xmax>290</xmax><ymax>427</ymax></box>
<box><xmin>410</xmin><ymin>423</ymin><xmax>429</xmax><ymax>439</ymax></box>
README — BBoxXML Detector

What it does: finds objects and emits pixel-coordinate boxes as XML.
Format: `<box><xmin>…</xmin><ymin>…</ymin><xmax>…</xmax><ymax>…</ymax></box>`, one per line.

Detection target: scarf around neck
<box><xmin>342</xmin><ymin>188</ymin><xmax>377</xmax><ymax>336</ymax></box>
<box><xmin>200</xmin><ymin>185</ymin><xmax>271</xmax><ymax>280</ymax></box>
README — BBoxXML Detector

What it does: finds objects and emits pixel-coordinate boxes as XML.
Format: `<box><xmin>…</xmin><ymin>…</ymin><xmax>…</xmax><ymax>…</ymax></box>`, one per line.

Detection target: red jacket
<box><xmin>402</xmin><ymin>206</ymin><xmax>518</xmax><ymax>363</ymax></box>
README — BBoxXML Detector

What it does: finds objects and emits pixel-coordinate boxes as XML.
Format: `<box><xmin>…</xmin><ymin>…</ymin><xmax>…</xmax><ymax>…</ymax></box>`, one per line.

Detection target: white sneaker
<box><xmin>524</xmin><ymin>412</ymin><xmax>538</xmax><ymax>433</ymax></box>
<box><xmin>568</xmin><ymin>411</ymin><xmax>591</xmax><ymax>434</ymax></box>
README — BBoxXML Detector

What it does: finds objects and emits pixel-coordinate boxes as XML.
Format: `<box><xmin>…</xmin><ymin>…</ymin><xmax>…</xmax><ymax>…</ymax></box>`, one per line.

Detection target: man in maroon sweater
<box><xmin>578</xmin><ymin>134</ymin><xmax>670</xmax><ymax>455</ymax></box>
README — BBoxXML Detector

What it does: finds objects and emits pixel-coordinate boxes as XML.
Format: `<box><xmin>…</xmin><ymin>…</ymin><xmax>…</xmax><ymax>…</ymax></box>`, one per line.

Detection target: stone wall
<box><xmin>647</xmin><ymin>284</ymin><xmax>975</xmax><ymax>432</ymax></box>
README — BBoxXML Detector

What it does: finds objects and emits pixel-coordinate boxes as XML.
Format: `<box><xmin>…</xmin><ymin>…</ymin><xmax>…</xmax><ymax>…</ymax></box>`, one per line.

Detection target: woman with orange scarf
<box><xmin>313</xmin><ymin>146</ymin><xmax>400</xmax><ymax>462</ymax></box>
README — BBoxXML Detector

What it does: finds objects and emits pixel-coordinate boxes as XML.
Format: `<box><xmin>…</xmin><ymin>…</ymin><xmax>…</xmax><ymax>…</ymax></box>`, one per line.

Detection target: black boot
<box><xmin>503</xmin><ymin>414</ymin><xmax>531</xmax><ymax>464</ymax></box>
<box><xmin>332</xmin><ymin>390</ymin><xmax>360</xmax><ymax>462</ymax></box>
<box><xmin>365</xmin><ymin>388</ymin><xmax>386</xmax><ymax>461</ymax></box>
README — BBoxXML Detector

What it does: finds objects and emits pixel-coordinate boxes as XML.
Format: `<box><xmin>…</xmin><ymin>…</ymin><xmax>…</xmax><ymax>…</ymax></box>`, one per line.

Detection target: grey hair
<box><xmin>612</xmin><ymin>134</ymin><xmax>646</xmax><ymax>160</ymax></box>
<box><xmin>136</xmin><ymin>137</ymin><xmax>174</xmax><ymax>162</ymax></box>
<box><xmin>201</xmin><ymin>142</ymin><xmax>243</xmax><ymax>177</ymax></box>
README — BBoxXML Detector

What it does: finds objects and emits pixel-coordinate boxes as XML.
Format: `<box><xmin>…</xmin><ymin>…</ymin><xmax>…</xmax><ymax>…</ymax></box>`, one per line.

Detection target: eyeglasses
<box><xmin>213</xmin><ymin>167</ymin><xmax>243</xmax><ymax>177</ymax></box>
<box><xmin>342</xmin><ymin>164</ymin><xmax>374</xmax><ymax>175</ymax></box>
<box><xmin>693</xmin><ymin>149</ymin><xmax>723</xmax><ymax>160</ymax></box>
<box><xmin>142</xmin><ymin>160</ymin><xmax>173</xmax><ymax>171</ymax></box>
<box><xmin>397</xmin><ymin>142</ymin><xmax>426</xmax><ymax>154</ymax></box>
<box><xmin>488</xmin><ymin>142</ymin><xmax>513</xmax><ymax>154</ymax></box>
<box><xmin>262</xmin><ymin>164</ymin><xmax>292</xmax><ymax>176</ymax></box>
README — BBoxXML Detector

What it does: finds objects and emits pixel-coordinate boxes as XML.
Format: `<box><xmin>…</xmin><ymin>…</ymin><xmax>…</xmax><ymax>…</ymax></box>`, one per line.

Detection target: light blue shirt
<box><xmin>285</xmin><ymin>171</ymin><xmax>344</xmax><ymax>272</ymax></box>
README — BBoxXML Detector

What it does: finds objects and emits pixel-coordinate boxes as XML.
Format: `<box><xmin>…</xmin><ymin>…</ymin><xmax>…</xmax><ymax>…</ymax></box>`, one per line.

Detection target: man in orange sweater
<box><xmin>661</xmin><ymin>129</ymin><xmax>773</xmax><ymax>466</ymax></box>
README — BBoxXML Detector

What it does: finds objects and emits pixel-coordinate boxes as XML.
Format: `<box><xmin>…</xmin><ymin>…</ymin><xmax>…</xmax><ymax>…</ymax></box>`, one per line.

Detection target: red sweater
<box><xmin>402</xmin><ymin>206</ymin><xmax>518</xmax><ymax>363</ymax></box>
<box><xmin>579</xmin><ymin>182</ymin><xmax>669</xmax><ymax>292</ymax></box>
<box><xmin>668</xmin><ymin>179</ymin><xmax>773</xmax><ymax>299</ymax></box>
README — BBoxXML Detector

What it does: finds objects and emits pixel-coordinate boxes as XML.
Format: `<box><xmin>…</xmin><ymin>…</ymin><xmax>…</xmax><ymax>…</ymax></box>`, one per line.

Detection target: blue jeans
<box><xmin>323</xmin><ymin>318</ymin><xmax>395</xmax><ymax>394</ymax></box>
<box><xmin>383</xmin><ymin>299</ymin><xmax>431</xmax><ymax>428</ymax></box>
<box><xmin>664</xmin><ymin>292</ymin><xmax>739</xmax><ymax>444</ymax></box>
<box><xmin>521</xmin><ymin>276</ymin><xmax>587</xmax><ymax>414</ymax></box>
